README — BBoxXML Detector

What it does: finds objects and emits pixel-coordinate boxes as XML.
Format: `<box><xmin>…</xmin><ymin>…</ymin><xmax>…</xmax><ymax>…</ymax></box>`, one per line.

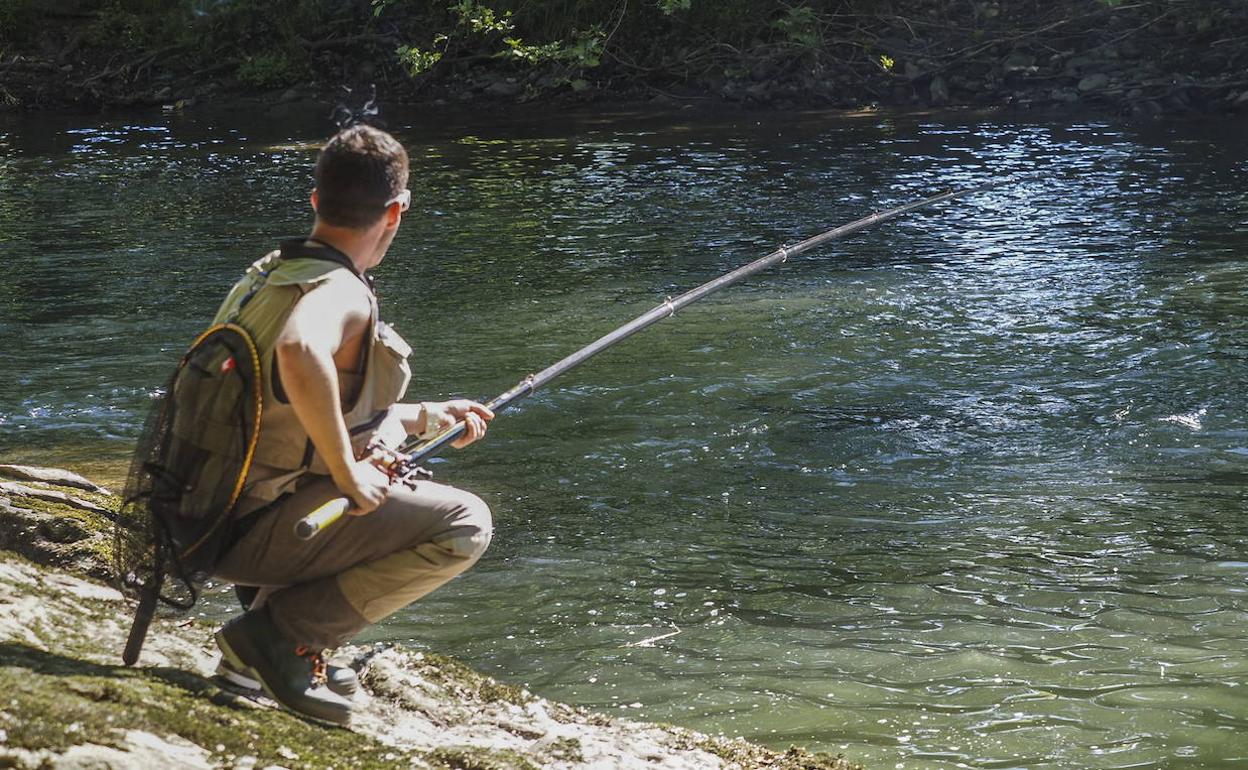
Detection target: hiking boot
<box><xmin>214</xmin><ymin>607</ymin><xmax>353</xmax><ymax>726</ymax></box>
<box><xmin>215</xmin><ymin>652</ymin><xmax>360</xmax><ymax>698</ymax></box>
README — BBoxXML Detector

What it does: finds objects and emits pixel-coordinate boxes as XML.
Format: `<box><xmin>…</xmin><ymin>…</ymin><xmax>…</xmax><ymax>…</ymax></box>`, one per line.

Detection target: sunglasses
<box><xmin>387</xmin><ymin>189</ymin><xmax>412</xmax><ymax>212</ymax></box>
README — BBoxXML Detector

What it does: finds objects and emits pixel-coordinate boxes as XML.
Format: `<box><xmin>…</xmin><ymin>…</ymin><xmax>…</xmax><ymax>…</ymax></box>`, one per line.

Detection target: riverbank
<box><xmin>2</xmin><ymin>0</ymin><xmax>1246</xmax><ymax>118</ymax></box>
<box><xmin>0</xmin><ymin>463</ymin><xmax>860</xmax><ymax>770</ymax></box>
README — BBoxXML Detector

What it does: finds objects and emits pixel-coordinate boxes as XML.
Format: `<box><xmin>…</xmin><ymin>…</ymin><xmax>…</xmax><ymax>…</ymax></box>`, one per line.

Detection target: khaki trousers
<box><xmin>214</xmin><ymin>476</ymin><xmax>492</xmax><ymax>649</ymax></box>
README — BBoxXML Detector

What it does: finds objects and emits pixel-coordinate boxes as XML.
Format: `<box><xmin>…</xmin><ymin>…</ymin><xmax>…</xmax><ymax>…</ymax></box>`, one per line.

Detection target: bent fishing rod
<box><xmin>295</xmin><ymin>182</ymin><xmax>997</xmax><ymax>540</ymax></box>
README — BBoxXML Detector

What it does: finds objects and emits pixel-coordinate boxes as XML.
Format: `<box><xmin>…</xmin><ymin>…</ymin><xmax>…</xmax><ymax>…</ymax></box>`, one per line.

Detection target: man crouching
<box><xmin>209</xmin><ymin>124</ymin><xmax>493</xmax><ymax>725</ymax></box>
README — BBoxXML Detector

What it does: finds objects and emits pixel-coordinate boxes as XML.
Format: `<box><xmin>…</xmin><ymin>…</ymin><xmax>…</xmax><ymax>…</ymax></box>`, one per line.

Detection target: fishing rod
<box><xmin>295</xmin><ymin>182</ymin><xmax>997</xmax><ymax>540</ymax></box>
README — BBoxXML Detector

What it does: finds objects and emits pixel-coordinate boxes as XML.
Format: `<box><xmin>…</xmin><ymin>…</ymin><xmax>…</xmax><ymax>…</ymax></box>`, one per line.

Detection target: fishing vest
<box><xmin>213</xmin><ymin>239</ymin><xmax>412</xmax><ymax>511</ymax></box>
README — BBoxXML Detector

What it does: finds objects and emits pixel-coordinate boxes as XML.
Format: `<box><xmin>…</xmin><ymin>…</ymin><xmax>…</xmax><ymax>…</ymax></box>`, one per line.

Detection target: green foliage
<box><xmin>0</xmin><ymin>0</ymin><xmax>810</xmax><ymax>98</ymax></box>
<box><xmin>21</xmin><ymin>0</ymin><xmax>1213</xmax><ymax>111</ymax></box>
<box><xmin>451</xmin><ymin>0</ymin><xmax>514</xmax><ymax>34</ymax></box>
<box><xmin>503</xmin><ymin>26</ymin><xmax>603</xmax><ymax>68</ymax></box>
<box><xmin>235</xmin><ymin>51</ymin><xmax>304</xmax><ymax>89</ymax></box>
<box><xmin>773</xmin><ymin>4</ymin><xmax>821</xmax><ymax>49</ymax></box>
<box><xmin>385</xmin><ymin>0</ymin><xmax>608</xmax><ymax>85</ymax></box>
<box><xmin>397</xmin><ymin>44</ymin><xmax>444</xmax><ymax>76</ymax></box>
<box><xmin>503</xmin><ymin>38</ymin><xmax>564</xmax><ymax>64</ymax></box>
<box><xmin>563</xmin><ymin>26</ymin><xmax>605</xmax><ymax>68</ymax></box>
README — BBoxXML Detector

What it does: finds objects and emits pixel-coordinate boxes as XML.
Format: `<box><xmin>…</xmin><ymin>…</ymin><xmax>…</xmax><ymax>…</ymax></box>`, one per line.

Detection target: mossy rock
<box><xmin>0</xmin><ymin>644</ymin><xmax>424</xmax><ymax>769</ymax></box>
<box><xmin>427</xmin><ymin>746</ymin><xmax>541</xmax><ymax>770</ymax></box>
<box><xmin>0</xmin><ymin>491</ymin><xmax>114</xmax><ymax>580</ymax></box>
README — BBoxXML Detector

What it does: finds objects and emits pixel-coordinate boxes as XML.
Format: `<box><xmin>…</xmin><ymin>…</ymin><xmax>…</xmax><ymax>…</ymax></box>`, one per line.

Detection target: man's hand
<box><xmin>332</xmin><ymin>457</ymin><xmax>391</xmax><ymax>516</ymax></box>
<box><xmin>444</xmin><ymin>399</ymin><xmax>491</xmax><ymax>446</ymax></box>
<box><xmin>442</xmin><ymin>399</ymin><xmax>495</xmax><ymax>448</ymax></box>
<box><xmin>396</xmin><ymin>400</ymin><xmax>496</xmax><ymax>446</ymax></box>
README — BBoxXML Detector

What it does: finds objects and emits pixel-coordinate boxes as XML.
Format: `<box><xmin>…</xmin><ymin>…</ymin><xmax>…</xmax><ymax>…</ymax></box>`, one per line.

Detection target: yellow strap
<box><xmin>179</xmin><ymin>322</ymin><xmax>264</xmax><ymax>560</ymax></box>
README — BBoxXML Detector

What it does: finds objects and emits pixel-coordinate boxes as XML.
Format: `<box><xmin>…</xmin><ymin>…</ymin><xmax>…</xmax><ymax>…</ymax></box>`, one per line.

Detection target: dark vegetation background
<box><xmin>1</xmin><ymin>0</ymin><xmax>1247</xmax><ymax>114</ymax></box>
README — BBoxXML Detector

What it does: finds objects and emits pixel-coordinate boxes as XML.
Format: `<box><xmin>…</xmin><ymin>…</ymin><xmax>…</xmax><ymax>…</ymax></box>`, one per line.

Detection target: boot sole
<box><xmin>214</xmin><ymin>629</ymin><xmax>351</xmax><ymax>729</ymax></box>
<box><xmin>215</xmin><ymin>660</ymin><xmax>262</xmax><ymax>691</ymax></box>
<box><xmin>216</xmin><ymin>656</ymin><xmax>359</xmax><ymax>698</ymax></box>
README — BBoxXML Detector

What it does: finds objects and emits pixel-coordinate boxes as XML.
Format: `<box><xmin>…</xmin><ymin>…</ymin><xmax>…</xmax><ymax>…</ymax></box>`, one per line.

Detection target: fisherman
<box><xmin>209</xmin><ymin>123</ymin><xmax>494</xmax><ymax>726</ymax></box>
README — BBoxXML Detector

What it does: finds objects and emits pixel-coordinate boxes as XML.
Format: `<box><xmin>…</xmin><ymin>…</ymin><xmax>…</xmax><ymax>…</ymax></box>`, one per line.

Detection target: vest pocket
<box><xmin>371</xmin><ymin>322</ymin><xmax>413</xmax><ymax>407</ymax></box>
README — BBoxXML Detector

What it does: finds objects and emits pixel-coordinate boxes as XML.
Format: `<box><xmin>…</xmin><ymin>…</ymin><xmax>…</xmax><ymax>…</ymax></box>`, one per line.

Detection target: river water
<box><xmin>2</xmin><ymin>105</ymin><xmax>1247</xmax><ymax>769</ymax></box>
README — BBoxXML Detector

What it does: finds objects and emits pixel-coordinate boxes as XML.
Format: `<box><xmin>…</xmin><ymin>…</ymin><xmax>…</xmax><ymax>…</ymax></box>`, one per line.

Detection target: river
<box><xmin>1</xmin><ymin>104</ymin><xmax>1246</xmax><ymax>769</ymax></box>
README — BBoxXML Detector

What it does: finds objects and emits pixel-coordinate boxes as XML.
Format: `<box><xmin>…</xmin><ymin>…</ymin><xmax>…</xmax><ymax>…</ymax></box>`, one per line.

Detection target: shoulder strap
<box><xmin>280</xmin><ymin>238</ymin><xmax>376</xmax><ymax>295</ymax></box>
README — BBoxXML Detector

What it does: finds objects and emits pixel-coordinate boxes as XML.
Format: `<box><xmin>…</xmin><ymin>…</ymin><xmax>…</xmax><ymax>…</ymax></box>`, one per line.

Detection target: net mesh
<box><xmin>115</xmin><ymin>325</ymin><xmax>262</xmax><ymax>611</ymax></box>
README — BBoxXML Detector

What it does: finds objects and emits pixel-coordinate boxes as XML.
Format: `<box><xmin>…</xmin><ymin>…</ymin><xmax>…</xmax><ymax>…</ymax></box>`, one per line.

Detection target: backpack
<box><xmin>116</xmin><ymin>322</ymin><xmax>263</xmax><ymax>665</ymax></box>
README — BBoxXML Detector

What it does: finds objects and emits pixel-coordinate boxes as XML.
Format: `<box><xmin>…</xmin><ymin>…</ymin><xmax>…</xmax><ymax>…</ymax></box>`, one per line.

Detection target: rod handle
<box><xmin>295</xmin><ymin>497</ymin><xmax>351</xmax><ymax>540</ymax></box>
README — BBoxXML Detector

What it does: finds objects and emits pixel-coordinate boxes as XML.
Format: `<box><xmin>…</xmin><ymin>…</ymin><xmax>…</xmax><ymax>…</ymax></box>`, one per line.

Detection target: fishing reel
<box><xmin>294</xmin><ymin>439</ymin><xmax>433</xmax><ymax>540</ymax></box>
<box><xmin>360</xmin><ymin>439</ymin><xmax>433</xmax><ymax>487</ymax></box>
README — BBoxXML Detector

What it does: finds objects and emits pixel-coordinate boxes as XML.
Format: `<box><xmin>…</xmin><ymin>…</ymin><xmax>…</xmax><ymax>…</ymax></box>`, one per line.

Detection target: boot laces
<box><xmin>294</xmin><ymin>645</ymin><xmax>328</xmax><ymax>687</ymax></box>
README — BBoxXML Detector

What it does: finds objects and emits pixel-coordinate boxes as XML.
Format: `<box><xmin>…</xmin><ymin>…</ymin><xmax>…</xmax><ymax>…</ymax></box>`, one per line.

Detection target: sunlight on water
<box><xmin>1</xmin><ymin>106</ymin><xmax>1247</xmax><ymax>769</ymax></box>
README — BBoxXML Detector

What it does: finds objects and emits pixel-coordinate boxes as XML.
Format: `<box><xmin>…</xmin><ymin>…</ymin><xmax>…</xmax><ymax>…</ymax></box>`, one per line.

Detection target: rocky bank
<box><xmin>0</xmin><ymin>463</ymin><xmax>859</xmax><ymax>770</ymax></box>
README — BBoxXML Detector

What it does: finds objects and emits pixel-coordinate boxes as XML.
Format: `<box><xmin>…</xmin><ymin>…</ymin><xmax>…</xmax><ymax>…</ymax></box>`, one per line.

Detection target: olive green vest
<box><xmin>213</xmin><ymin>245</ymin><xmax>412</xmax><ymax>509</ymax></box>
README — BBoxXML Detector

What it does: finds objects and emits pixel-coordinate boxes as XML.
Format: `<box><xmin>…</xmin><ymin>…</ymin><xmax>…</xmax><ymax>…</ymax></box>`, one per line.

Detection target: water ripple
<box><xmin>3</xmin><ymin>108</ymin><xmax>1248</xmax><ymax>769</ymax></box>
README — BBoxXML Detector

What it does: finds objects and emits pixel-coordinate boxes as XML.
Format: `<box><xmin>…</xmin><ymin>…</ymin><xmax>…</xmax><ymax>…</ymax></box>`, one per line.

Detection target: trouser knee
<box><xmin>437</xmin><ymin>490</ymin><xmax>492</xmax><ymax>564</ymax></box>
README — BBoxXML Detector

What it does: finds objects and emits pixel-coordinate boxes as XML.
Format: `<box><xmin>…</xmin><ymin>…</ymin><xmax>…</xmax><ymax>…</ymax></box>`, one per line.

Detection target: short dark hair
<box><xmin>313</xmin><ymin>125</ymin><xmax>409</xmax><ymax>229</ymax></box>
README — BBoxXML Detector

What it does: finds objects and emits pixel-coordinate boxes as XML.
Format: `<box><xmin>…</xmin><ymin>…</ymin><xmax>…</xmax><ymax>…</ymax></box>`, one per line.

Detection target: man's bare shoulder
<box><xmin>301</xmin><ymin>270</ymin><xmax>372</xmax><ymax>314</ymax></box>
<box><xmin>280</xmin><ymin>270</ymin><xmax>373</xmax><ymax>347</ymax></box>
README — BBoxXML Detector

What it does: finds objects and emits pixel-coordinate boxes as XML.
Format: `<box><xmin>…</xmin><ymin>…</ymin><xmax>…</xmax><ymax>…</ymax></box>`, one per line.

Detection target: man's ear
<box><xmin>383</xmin><ymin>201</ymin><xmax>403</xmax><ymax>229</ymax></box>
<box><xmin>310</xmin><ymin>189</ymin><xmax>319</xmax><ymax>211</ymax></box>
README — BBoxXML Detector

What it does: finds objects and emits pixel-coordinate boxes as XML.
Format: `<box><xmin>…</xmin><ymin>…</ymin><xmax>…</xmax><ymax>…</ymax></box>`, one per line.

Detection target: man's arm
<box><xmin>274</xmin><ymin>277</ymin><xmax>390</xmax><ymax>514</ymax></box>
